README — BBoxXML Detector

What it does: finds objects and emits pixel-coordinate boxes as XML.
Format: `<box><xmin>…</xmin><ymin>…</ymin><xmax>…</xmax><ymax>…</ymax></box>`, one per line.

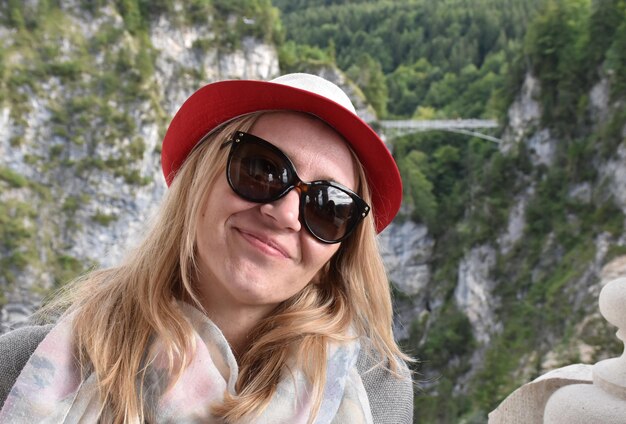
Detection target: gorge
<box><xmin>1</xmin><ymin>1</ymin><xmax>626</xmax><ymax>422</ymax></box>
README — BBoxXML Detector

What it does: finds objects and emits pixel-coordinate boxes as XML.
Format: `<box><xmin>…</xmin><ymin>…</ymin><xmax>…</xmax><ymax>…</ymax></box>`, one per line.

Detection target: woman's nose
<box><xmin>259</xmin><ymin>189</ymin><xmax>302</xmax><ymax>233</ymax></box>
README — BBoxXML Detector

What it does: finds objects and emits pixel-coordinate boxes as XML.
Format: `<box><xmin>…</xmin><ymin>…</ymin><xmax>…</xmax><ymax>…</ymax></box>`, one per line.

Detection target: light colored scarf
<box><xmin>0</xmin><ymin>302</ymin><xmax>373</xmax><ymax>423</ymax></box>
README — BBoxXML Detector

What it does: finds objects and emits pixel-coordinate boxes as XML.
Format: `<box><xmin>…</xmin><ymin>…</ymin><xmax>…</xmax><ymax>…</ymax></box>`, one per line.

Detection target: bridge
<box><xmin>378</xmin><ymin>119</ymin><xmax>502</xmax><ymax>143</ymax></box>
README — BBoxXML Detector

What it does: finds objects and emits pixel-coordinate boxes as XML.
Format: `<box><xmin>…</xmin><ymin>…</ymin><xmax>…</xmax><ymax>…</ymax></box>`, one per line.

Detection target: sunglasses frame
<box><xmin>221</xmin><ymin>131</ymin><xmax>370</xmax><ymax>244</ymax></box>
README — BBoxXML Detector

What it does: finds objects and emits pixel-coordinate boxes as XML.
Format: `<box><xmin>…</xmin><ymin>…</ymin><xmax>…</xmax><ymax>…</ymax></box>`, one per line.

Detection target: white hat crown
<box><xmin>271</xmin><ymin>73</ymin><xmax>357</xmax><ymax>114</ymax></box>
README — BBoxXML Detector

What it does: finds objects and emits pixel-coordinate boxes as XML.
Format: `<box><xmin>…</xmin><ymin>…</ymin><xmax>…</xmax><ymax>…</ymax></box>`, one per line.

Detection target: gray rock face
<box><xmin>526</xmin><ymin>128</ymin><xmax>557</xmax><ymax>167</ymax></box>
<box><xmin>498</xmin><ymin>189</ymin><xmax>532</xmax><ymax>255</ymax></box>
<box><xmin>454</xmin><ymin>245</ymin><xmax>499</xmax><ymax>344</ymax></box>
<box><xmin>378</xmin><ymin>220</ymin><xmax>435</xmax><ymax>342</ymax></box>
<box><xmin>589</xmin><ymin>77</ymin><xmax>611</xmax><ymax>124</ymax></box>
<box><xmin>602</xmin><ymin>143</ymin><xmax>626</xmax><ymax>216</ymax></box>
<box><xmin>502</xmin><ymin>73</ymin><xmax>542</xmax><ymax>149</ymax></box>
<box><xmin>379</xmin><ymin>220</ymin><xmax>434</xmax><ymax>296</ymax></box>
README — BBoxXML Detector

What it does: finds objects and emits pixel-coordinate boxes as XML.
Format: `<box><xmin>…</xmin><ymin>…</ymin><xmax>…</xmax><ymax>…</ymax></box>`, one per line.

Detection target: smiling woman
<box><xmin>0</xmin><ymin>73</ymin><xmax>413</xmax><ymax>423</ymax></box>
<box><xmin>194</xmin><ymin>113</ymin><xmax>357</xmax><ymax>343</ymax></box>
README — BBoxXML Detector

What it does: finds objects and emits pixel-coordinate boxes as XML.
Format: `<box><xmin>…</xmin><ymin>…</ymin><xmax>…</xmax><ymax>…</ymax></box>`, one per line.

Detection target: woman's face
<box><xmin>195</xmin><ymin>112</ymin><xmax>357</xmax><ymax>317</ymax></box>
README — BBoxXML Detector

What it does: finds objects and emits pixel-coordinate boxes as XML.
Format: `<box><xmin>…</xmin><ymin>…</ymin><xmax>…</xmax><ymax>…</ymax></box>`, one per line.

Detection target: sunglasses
<box><xmin>221</xmin><ymin>131</ymin><xmax>370</xmax><ymax>244</ymax></box>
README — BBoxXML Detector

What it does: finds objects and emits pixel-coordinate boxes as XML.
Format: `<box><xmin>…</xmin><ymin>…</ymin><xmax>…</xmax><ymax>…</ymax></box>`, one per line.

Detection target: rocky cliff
<box><xmin>0</xmin><ymin>2</ymin><xmax>282</xmax><ymax>328</ymax></box>
<box><xmin>383</xmin><ymin>66</ymin><xmax>626</xmax><ymax>420</ymax></box>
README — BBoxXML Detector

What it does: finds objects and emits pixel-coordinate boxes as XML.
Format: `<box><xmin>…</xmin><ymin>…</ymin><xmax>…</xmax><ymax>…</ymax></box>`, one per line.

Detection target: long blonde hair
<box><xmin>46</xmin><ymin>111</ymin><xmax>408</xmax><ymax>423</ymax></box>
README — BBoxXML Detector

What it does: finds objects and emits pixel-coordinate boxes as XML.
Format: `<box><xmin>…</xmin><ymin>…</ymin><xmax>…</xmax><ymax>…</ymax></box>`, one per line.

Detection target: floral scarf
<box><xmin>0</xmin><ymin>303</ymin><xmax>373</xmax><ymax>423</ymax></box>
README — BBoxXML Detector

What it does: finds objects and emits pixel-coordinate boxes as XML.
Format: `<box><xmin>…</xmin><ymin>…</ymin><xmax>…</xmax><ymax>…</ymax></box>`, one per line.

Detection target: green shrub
<box><xmin>122</xmin><ymin>170</ymin><xmax>151</xmax><ymax>186</ymax></box>
<box><xmin>0</xmin><ymin>167</ymin><xmax>28</xmax><ymax>188</ymax></box>
<box><xmin>53</xmin><ymin>254</ymin><xmax>85</xmax><ymax>287</ymax></box>
<box><xmin>46</xmin><ymin>60</ymin><xmax>83</xmax><ymax>80</ymax></box>
<box><xmin>128</xmin><ymin>137</ymin><xmax>146</xmax><ymax>160</ymax></box>
<box><xmin>91</xmin><ymin>211</ymin><xmax>118</xmax><ymax>226</ymax></box>
<box><xmin>419</xmin><ymin>304</ymin><xmax>475</xmax><ymax>369</ymax></box>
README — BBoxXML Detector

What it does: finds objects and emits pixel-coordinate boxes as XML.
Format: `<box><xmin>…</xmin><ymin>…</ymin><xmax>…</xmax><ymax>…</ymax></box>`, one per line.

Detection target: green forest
<box><xmin>275</xmin><ymin>0</ymin><xmax>542</xmax><ymax>119</ymax></box>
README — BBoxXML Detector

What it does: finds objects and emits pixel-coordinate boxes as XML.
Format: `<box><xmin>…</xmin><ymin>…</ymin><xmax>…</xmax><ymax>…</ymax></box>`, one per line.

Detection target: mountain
<box><xmin>1</xmin><ymin>1</ymin><xmax>626</xmax><ymax>423</ymax></box>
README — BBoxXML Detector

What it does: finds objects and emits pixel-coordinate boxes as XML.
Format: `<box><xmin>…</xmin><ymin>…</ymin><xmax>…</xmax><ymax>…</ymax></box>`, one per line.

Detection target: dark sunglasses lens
<box><xmin>304</xmin><ymin>185</ymin><xmax>357</xmax><ymax>242</ymax></box>
<box><xmin>229</xmin><ymin>142</ymin><xmax>290</xmax><ymax>201</ymax></box>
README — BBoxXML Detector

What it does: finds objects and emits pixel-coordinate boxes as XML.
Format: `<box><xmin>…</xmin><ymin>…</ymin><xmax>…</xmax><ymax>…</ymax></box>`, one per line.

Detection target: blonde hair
<box><xmin>45</xmin><ymin>111</ymin><xmax>409</xmax><ymax>423</ymax></box>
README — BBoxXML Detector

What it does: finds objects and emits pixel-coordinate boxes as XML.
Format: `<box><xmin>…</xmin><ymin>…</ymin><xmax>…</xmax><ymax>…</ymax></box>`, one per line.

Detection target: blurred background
<box><xmin>1</xmin><ymin>0</ymin><xmax>625</xmax><ymax>422</ymax></box>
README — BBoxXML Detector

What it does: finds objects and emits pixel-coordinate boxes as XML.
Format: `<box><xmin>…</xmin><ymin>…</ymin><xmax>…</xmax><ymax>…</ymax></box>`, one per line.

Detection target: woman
<box><xmin>0</xmin><ymin>73</ymin><xmax>413</xmax><ymax>423</ymax></box>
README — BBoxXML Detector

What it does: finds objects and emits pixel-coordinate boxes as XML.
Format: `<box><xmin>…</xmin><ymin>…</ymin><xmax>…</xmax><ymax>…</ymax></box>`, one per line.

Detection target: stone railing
<box><xmin>489</xmin><ymin>276</ymin><xmax>626</xmax><ymax>423</ymax></box>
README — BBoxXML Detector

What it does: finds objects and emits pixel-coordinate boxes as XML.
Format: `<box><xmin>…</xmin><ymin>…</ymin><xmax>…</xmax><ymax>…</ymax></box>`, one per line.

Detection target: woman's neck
<box><xmin>187</xmin><ymin>289</ymin><xmax>274</xmax><ymax>361</ymax></box>
<box><xmin>207</xmin><ymin>306</ymin><xmax>268</xmax><ymax>360</ymax></box>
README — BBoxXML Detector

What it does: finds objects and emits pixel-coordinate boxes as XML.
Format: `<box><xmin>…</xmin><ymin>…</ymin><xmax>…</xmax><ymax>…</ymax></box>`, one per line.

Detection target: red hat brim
<box><xmin>161</xmin><ymin>79</ymin><xmax>402</xmax><ymax>233</ymax></box>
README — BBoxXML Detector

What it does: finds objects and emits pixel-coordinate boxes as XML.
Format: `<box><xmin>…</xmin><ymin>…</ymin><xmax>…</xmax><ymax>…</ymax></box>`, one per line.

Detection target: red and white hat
<box><xmin>161</xmin><ymin>73</ymin><xmax>402</xmax><ymax>233</ymax></box>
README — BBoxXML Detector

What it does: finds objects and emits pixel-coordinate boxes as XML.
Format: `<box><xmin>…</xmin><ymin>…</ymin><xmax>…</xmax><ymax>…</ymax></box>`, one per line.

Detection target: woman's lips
<box><xmin>236</xmin><ymin>228</ymin><xmax>292</xmax><ymax>259</ymax></box>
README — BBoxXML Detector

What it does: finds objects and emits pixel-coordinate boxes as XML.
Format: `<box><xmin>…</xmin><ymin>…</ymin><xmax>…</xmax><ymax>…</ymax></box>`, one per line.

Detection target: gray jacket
<box><xmin>0</xmin><ymin>325</ymin><xmax>413</xmax><ymax>423</ymax></box>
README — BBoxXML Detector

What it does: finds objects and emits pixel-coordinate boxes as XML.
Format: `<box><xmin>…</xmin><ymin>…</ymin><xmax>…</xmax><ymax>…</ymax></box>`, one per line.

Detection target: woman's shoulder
<box><xmin>356</xmin><ymin>339</ymin><xmax>414</xmax><ymax>424</ymax></box>
<box><xmin>0</xmin><ymin>324</ymin><xmax>53</xmax><ymax>408</ymax></box>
